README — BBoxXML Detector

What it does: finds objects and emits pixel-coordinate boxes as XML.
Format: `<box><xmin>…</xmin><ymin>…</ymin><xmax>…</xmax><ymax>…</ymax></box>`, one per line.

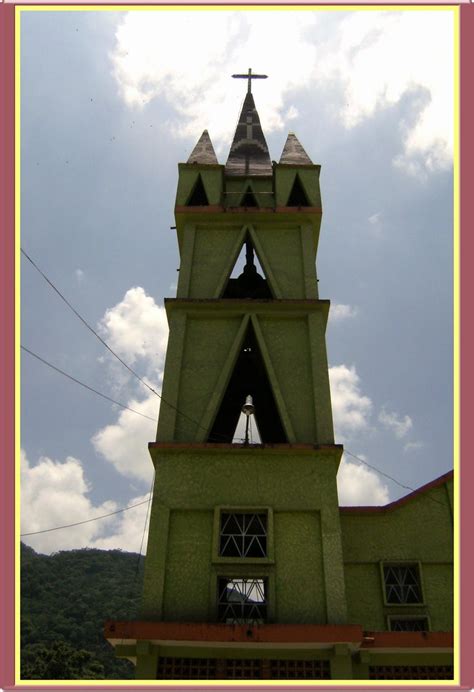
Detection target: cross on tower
<box><xmin>232</xmin><ymin>68</ymin><xmax>268</xmax><ymax>94</ymax></box>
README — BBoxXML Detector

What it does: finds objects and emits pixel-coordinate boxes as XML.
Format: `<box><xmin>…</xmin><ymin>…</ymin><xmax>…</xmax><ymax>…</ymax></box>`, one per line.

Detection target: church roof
<box><xmin>279</xmin><ymin>132</ymin><xmax>314</xmax><ymax>165</ymax></box>
<box><xmin>187</xmin><ymin>130</ymin><xmax>218</xmax><ymax>165</ymax></box>
<box><xmin>225</xmin><ymin>93</ymin><xmax>273</xmax><ymax>177</ymax></box>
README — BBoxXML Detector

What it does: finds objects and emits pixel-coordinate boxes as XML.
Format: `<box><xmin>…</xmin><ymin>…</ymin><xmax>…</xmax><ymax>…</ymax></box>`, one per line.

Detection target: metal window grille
<box><xmin>156</xmin><ymin>657</ymin><xmax>217</xmax><ymax>679</ymax></box>
<box><xmin>156</xmin><ymin>657</ymin><xmax>332</xmax><ymax>680</ymax></box>
<box><xmin>217</xmin><ymin>577</ymin><xmax>267</xmax><ymax>623</ymax></box>
<box><xmin>269</xmin><ymin>659</ymin><xmax>331</xmax><ymax>679</ymax></box>
<box><xmin>223</xmin><ymin>659</ymin><xmax>262</xmax><ymax>679</ymax></box>
<box><xmin>369</xmin><ymin>665</ymin><xmax>453</xmax><ymax>680</ymax></box>
<box><xmin>383</xmin><ymin>564</ymin><xmax>422</xmax><ymax>604</ymax></box>
<box><xmin>389</xmin><ymin>617</ymin><xmax>429</xmax><ymax>631</ymax></box>
<box><xmin>219</xmin><ymin>512</ymin><xmax>267</xmax><ymax>558</ymax></box>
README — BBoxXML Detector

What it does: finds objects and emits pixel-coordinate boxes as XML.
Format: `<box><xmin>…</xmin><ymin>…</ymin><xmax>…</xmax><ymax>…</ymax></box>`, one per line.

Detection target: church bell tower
<box><xmin>104</xmin><ymin>70</ymin><xmax>454</xmax><ymax>682</ymax></box>
<box><xmin>135</xmin><ymin>70</ymin><xmax>348</xmax><ymax>676</ymax></box>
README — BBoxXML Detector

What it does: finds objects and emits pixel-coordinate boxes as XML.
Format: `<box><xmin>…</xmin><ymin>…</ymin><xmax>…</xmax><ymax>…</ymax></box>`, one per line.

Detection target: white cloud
<box><xmin>110</xmin><ymin>9</ymin><xmax>453</xmax><ymax>170</ymax></box>
<box><xmin>21</xmin><ymin>450</ymin><xmax>151</xmax><ymax>555</ymax></box>
<box><xmin>337</xmin><ymin>454</ymin><xmax>390</xmax><ymax>505</ymax></box>
<box><xmin>378</xmin><ymin>407</ymin><xmax>413</xmax><ymax>439</ymax></box>
<box><xmin>329</xmin><ymin>364</ymin><xmax>372</xmax><ymax>442</ymax></box>
<box><xmin>91</xmin><ymin>287</ymin><xmax>169</xmax><ymax>482</ymax></box>
<box><xmin>98</xmin><ymin>286</ymin><xmax>168</xmax><ymax>375</ymax></box>
<box><xmin>91</xmin><ymin>392</ymin><xmax>158</xmax><ymax>483</ymax></box>
<box><xmin>329</xmin><ymin>303</ymin><xmax>358</xmax><ymax>323</ymax></box>
<box><xmin>75</xmin><ymin>268</ymin><xmax>85</xmax><ymax>283</ymax></box>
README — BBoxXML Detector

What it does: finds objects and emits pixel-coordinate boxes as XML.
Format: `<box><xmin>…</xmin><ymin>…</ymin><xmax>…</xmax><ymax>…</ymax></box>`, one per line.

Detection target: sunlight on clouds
<box><xmin>23</xmin><ymin>451</ymin><xmax>104</xmax><ymax>551</ymax></box>
<box><xmin>21</xmin><ymin>449</ymin><xmax>151</xmax><ymax>555</ymax></box>
<box><xmin>110</xmin><ymin>9</ymin><xmax>453</xmax><ymax>169</ymax></box>
<box><xmin>329</xmin><ymin>364</ymin><xmax>372</xmax><ymax>442</ymax></box>
<box><xmin>378</xmin><ymin>406</ymin><xmax>413</xmax><ymax>439</ymax></box>
<box><xmin>110</xmin><ymin>11</ymin><xmax>317</xmax><ymax>149</ymax></box>
<box><xmin>319</xmin><ymin>11</ymin><xmax>453</xmax><ymax>171</ymax></box>
<box><xmin>337</xmin><ymin>454</ymin><xmax>390</xmax><ymax>505</ymax></box>
<box><xmin>91</xmin><ymin>392</ymin><xmax>157</xmax><ymax>483</ymax></box>
<box><xmin>98</xmin><ymin>286</ymin><xmax>168</xmax><ymax>374</ymax></box>
<box><xmin>329</xmin><ymin>303</ymin><xmax>358</xmax><ymax>323</ymax></box>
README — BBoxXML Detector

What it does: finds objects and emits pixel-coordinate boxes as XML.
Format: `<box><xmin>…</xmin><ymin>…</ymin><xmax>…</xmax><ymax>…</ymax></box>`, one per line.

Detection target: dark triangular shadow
<box><xmin>208</xmin><ymin>322</ymin><xmax>287</xmax><ymax>443</ymax></box>
<box><xmin>186</xmin><ymin>175</ymin><xmax>209</xmax><ymax>206</ymax></box>
<box><xmin>222</xmin><ymin>235</ymin><xmax>272</xmax><ymax>299</ymax></box>
<box><xmin>287</xmin><ymin>174</ymin><xmax>309</xmax><ymax>206</ymax></box>
<box><xmin>241</xmin><ymin>187</ymin><xmax>258</xmax><ymax>207</ymax></box>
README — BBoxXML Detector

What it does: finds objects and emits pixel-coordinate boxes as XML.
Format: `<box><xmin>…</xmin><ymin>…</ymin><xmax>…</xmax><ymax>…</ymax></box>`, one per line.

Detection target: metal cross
<box><xmin>232</xmin><ymin>68</ymin><xmax>268</xmax><ymax>94</ymax></box>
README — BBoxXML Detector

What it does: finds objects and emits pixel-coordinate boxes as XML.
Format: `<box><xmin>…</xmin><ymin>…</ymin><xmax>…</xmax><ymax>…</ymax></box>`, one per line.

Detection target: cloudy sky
<box><xmin>20</xmin><ymin>7</ymin><xmax>455</xmax><ymax>555</ymax></box>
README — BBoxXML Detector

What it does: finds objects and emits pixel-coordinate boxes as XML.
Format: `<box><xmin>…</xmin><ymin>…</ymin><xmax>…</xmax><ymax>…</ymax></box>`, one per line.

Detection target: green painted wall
<box><xmin>141</xmin><ymin>446</ymin><xmax>346</xmax><ymax>625</ymax></box>
<box><xmin>156</xmin><ymin>305</ymin><xmax>334</xmax><ymax>445</ymax></box>
<box><xmin>340</xmin><ymin>478</ymin><xmax>453</xmax><ymax>631</ymax></box>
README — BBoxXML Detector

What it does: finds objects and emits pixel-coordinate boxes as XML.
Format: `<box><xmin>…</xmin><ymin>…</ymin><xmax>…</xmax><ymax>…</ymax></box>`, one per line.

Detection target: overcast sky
<box><xmin>20</xmin><ymin>8</ymin><xmax>455</xmax><ymax>555</ymax></box>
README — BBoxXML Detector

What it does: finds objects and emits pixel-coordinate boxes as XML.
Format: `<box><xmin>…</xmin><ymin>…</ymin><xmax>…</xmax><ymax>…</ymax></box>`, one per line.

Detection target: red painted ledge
<box><xmin>104</xmin><ymin>621</ymin><xmax>453</xmax><ymax>651</ymax></box>
<box><xmin>360</xmin><ymin>631</ymin><xmax>453</xmax><ymax>649</ymax></box>
<box><xmin>104</xmin><ymin>621</ymin><xmax>363</xmax><ymax>645</ymax></box>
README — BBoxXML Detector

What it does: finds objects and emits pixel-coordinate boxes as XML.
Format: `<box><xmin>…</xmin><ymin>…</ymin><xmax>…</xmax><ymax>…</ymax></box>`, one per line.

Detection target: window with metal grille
<box><xmin>389</xmin><ymin>616</ymin><xmax>429</xmax><ymax>631</ymax></box>
<box><xmin>369</xmin><ymin>665</ymin><xmax>453</xmax><ymax>680</ymax></box>
<box><xmin>269</xmin><ymin>659</ymin><xmax>331</xmax><ymax>679</ymax></box>
<box><xmin>219</xmin><ymin>512</ymin><xmax>267</xmax><ymax>558</ymax></box>
<box><xmin>223</xmin><ymin>659</ymin><xmax>262</xmax><ymax>679</ymax></box>
<box><xmin>383</xmin><ymin>563</ymin><xmax>423</xmax><ymax>604</ymax></box>
<box><xmin>217</xmin><ymin>577</ymin><xmax>267</xmax><ymax>623</ymax></box>
<box><xmin>156</xmin><ymin>657</ymin><xmax>217</xmax><ymax>679</ymax></box>
<box><xmin>156</xmin><ymin>657</ymin><xmax>332</xmax><ymax>680</ymax></box>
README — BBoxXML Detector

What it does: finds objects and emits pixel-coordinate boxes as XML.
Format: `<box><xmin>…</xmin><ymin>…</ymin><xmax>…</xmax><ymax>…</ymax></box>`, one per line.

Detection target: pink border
<box><xmin>0</xmin><ymin>4</ymin><xmax>16</xmax><ymax>690</ymax></box>
<box><xmin>2</xmin><ymin>3</ymin><xmax>472</xmax><ymax>690</ymax></box>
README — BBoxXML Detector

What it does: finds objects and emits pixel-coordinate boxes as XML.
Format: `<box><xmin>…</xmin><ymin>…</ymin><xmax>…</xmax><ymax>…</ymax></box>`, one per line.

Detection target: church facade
<box><xmin>105</xmin><ymin>74</ymin><xmax>454</xmax><ymax>682</ymax></box>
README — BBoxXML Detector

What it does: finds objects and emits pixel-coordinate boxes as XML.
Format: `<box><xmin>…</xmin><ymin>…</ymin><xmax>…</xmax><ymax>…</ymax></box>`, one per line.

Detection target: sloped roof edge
<box><xmin>340</xmin><ymin>470</ymin><xmax>453</xmax><ymax>513</ymax></box>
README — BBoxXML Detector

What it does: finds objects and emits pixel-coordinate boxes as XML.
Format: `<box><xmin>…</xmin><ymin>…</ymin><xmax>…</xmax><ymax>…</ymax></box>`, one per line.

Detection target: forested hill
<box><xmin>21</xmin><ymin>543</ymin><xmax>144</xmax><ymax>679</ymax></box>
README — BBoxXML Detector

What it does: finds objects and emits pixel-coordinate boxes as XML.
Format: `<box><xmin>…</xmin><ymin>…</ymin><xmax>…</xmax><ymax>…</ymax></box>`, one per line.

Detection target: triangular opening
<box><xmin>222</xmin><ymin>235</ymin><xmax>272</xmax><ymax>299</ymax></box>
<box><xmin>186</xmin><ymin>175</ymin><xmax>209</xmax><ymax>206</ymax></box>
<box><xmin>208</xmin><ymin>322</ymin><xmax>287</xmax><ymax>444</ymax></box>
<box><xmin>240</xmin><ymin>186</ymin><xmax>258</xmax><ymax>207</ymax></box>
<box><xmin>287</xmin><ymin>174</ymin><xmax>309</xmax><ymax>206</ymax></box>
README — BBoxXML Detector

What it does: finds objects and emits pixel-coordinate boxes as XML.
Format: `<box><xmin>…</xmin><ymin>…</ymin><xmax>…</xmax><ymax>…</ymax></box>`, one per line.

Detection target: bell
<box><xmin>241</xmin><ymin>394</ymin><xmax>255</xmax><ymax>417</ymax></box>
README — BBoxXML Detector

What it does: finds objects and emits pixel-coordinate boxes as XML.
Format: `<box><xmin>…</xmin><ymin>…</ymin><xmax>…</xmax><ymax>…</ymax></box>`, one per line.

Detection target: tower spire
<box><xmin>226</xmin><ymin>69</ymin><xmax>272</xmax><ymax>177</ymax></box>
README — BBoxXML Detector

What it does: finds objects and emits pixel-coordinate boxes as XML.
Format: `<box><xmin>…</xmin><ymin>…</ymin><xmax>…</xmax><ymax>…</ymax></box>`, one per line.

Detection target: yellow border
<box><xmin>17</xmin><ymin>3</ymin><xmax>458</xmax><ymax>11</ymax></box>
<box><xmin>15</xmin><ymin>4</ymin><xmax>460</xmax><ymax>688</ymax></box>
<box><xmin>15</xmin><ymin>6</ymin><xmax>22</xmax><ymax>687</ymax></box>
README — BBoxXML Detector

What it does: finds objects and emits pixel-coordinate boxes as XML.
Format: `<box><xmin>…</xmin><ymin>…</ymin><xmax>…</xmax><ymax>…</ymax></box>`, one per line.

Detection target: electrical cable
<box><xmin>21</xmin><ymin>345</ymin><xmax>157</xmax><ymax>422</ymax></box>
<box><xmin>22</xmin><ymin>251</ymin><xmax>447</xmax><ymax>510</ymax></box>
<box><xmin>343</xmin><ymin>448</ymin><xmax>449</xmax><ymax>508</ymax></box>
<box><xmin>21</xmin><ymin>248</ymin><xmax>236</xmax><ymax>443</ymax></box>
<box><xmin>20</xmin><ymin>497</ymin><xmax>152</xmax><ymax>536</ymax></box>
<box><xmin>21</xmin><ymin>247</ymin><xmax>161</xmax><ymax>400</ymax></box>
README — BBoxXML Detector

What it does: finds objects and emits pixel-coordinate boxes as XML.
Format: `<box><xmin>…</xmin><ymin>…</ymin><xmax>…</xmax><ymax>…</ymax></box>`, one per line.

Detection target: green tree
<box><xmin>22</xmin><ymin>640</ymin><xmax>105</xmax><ymax>679</ymax></box>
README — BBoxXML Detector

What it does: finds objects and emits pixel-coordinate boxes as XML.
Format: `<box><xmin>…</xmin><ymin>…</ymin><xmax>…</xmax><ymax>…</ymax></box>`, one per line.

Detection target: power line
<box><xmin>343</xmin><ymin>448</ymin><xmax>449</xmax><ymax>508</ymax></box>
<box><xmin>20</xmin><ymin>446</ymin><xmax>448</xmax><ymax>538</ymax></box>
<box><xmin>21</xmin><ymin>247</ymin><xmax>161</xmax><ymax>399</ymax></box>
<box><xmin>20</xmin><ymin>497</ymin><xmax>152</xmax><ymax>537</ymax></box>
<box><xmin>22</xmin><ymin>250</ymin><xmax>443</xmax><ymax>498</ymax></box>
<box><xmin>21</xmin><ymin>248</ymin><xmax>233</xmax><ymax>443</ymax></box>
<box><xmin>21</xmin><ymin>345</ymin><xmax>156</xmax><ymax>423</ymax></box>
